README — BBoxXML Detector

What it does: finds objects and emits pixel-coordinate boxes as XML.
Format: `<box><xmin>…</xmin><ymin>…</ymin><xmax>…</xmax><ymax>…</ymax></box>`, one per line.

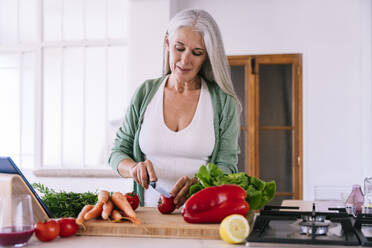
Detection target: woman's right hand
<box><xmin>129</xmin><ymin>160</ymin><xmax>158</xmax><ymax>189</ymax></box>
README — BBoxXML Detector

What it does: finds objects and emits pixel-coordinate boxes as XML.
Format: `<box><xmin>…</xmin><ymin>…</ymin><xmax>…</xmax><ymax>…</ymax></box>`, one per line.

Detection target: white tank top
<box><xmin>139</xmin><ymin>76</ymin><xmax>215</xmax><ymax>206</ymax></box>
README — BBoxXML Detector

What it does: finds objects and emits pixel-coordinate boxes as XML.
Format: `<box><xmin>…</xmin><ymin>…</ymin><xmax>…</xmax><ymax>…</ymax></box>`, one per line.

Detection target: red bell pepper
<box><xmin>182</xmin><ymin>184</ymin><xmax>250</xmax><ymax>223</ymax></box>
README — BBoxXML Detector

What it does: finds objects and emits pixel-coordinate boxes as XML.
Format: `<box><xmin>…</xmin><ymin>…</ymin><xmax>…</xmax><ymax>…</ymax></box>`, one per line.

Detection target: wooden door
<box><xmin>229</xmin><ymin>54</ymin><xmax>303</xmax><ymax>203</ymax></box>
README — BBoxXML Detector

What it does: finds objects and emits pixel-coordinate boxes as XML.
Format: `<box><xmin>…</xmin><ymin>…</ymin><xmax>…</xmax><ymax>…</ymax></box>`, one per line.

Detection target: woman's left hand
<box><xmin>170</xmin><ymin>176</ymin><xmax>198</xmax><ymax>209</ymax></box>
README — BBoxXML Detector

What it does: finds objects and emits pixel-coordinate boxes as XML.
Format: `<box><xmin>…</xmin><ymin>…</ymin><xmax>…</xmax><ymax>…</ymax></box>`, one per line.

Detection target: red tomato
<box><xmin>58</xmin><ymin>218</ymin><xmax>78</xmax><ymax>237</ymax></box>
<box><xmin>35</xmin><ymin>219</ymin><xmax>60</xmax><ymax>242</ymax></box>
<box><xmin>157</xmin><ymin>195</ymin><xmax>176</xmax><ymax>214</ymax></box>
<box><xmin>125</xmin><ymin>192</ymin><xmax>140</xmax><ymax>210</ymax></box>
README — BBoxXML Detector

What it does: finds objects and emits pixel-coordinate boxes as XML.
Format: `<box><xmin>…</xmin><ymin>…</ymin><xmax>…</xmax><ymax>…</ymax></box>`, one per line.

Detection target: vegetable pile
<box><xmin>32</xmin><ymin>183</ymin><xmax>142</xmax><ymax>225</ymax></box>
<box><xmin>76</xmin><ymin>190</ymin><xmax>141</xmax><ymax>225</ymax></box>
<box><xmin>32</xmin><ymin>183</ymin><xmax>97</xmax><ymax>218</ymax></box>
<box><xmin>188</xmin><ymin>163</ymin><xmax>276</xmax><ymax>210</ymax></box>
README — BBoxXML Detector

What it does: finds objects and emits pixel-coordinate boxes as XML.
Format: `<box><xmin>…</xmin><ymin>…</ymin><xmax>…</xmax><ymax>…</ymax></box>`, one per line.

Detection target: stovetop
<box><xmin>247</xmin><ymin>205</ymin><xmax>372</xmax><ymax>246</ymax></box>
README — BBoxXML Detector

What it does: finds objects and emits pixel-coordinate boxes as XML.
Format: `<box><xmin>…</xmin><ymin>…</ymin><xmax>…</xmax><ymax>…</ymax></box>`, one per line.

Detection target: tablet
<box><xmin>0</xmin><ymin>157</ymin><xmax>53</xmax><ymax>218</ymax></box>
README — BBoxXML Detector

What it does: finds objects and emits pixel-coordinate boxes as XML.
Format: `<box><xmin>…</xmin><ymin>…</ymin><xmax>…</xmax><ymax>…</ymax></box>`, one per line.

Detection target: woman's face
<box><xmin>166</xmin><ymin>26</ymin><xmax>207</xmax><ymax>83</ymax></box>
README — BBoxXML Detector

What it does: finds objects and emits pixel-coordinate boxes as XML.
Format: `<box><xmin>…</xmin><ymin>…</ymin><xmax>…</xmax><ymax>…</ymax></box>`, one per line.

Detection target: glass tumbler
<box><xmin>0</xmin><ymin>195</ymin><xmax>35</xmax><ymax>247</ymax></box>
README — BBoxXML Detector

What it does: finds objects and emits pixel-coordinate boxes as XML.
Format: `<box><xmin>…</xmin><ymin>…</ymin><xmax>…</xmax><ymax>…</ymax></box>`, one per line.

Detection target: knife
<box><xmin>149</xmin><ymin>181</ymin><xmax>172</xmax><ymax>198</ymax></box>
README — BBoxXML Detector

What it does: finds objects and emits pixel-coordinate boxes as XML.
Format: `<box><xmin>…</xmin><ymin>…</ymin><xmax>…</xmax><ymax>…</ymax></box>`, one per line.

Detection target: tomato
<box><xmin>157</xmin><ymin>195</ymin><xmax>176</xmax><ymax>214</ymax></box>
<box><xmin>125</xmin><ymin>192</ymin><xmax>140</xmax><ymax>210</ymax></box>
<box><xmin>58</xmin><ymin>218</ymin><xmax>78</xmax><ymax>237</ymax></box>
<box><xmin>35</xmin><ymin>219</ymin><xmax>60</xmax><ymax>242</ymax></box>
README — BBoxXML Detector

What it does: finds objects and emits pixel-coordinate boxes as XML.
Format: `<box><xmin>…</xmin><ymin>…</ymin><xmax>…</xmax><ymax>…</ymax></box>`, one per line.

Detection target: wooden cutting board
<box><xmin>76</xmin><ymin>207</ymin><xmax>221</xmax><ymax>239</ymax></box>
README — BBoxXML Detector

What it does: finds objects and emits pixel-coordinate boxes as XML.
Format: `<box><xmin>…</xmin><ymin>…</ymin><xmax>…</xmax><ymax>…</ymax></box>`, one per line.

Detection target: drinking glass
<box><xmin>0</xmin><ymin>195</ymin><xmax>35</xmax><ymax>247</ymax></box>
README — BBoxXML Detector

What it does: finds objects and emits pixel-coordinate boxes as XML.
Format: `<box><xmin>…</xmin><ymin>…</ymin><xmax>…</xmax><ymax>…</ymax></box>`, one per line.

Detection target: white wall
<box><xmin>167</xmin><ymin>0</ymin><xmax>372</xmax><ymax>200</ymax></box>
<box><xmin>126</xmin><ymin>0</ymin><xmax>170</xmax><ymax>102</ymax></box>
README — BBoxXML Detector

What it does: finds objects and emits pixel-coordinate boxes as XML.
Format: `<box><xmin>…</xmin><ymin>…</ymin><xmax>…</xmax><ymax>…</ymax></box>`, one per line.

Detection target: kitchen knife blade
<box><xmin>149</xmin><ymin>181</ymin><xmax>172</xmax><ymax>198</ymax></box>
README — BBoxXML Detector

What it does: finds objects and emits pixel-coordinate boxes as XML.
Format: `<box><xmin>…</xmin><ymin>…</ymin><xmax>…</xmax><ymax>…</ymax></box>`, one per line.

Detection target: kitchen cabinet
<box><xmin>229</xmin><ymin>54</ymin><xmax>303</xmax><ymax>204</ymax></box>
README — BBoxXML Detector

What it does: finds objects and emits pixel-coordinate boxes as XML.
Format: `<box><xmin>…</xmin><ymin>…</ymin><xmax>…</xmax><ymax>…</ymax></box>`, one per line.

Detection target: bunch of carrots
<box><xmin>75</xmin><ymin>190</ymin><xmax>141</xmax><ymax>226</ymax></box>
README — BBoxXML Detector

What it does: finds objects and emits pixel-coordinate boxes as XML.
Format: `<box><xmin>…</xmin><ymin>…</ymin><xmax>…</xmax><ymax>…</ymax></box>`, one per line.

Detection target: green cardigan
<box><xmin>109</xmin><ymin>75</ymin><xmax>239</xmax><ymax>205</ymax></box>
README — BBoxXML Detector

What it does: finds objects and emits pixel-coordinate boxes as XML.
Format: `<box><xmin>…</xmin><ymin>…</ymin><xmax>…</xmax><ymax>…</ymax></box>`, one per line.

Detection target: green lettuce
<box><xmin>188</xmin><ymin>163</ymin><xmax>276</xmax><ymax>210</ymax></box>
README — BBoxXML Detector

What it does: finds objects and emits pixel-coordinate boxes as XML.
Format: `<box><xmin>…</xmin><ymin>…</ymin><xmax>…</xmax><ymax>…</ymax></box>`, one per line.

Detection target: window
<box><xmin>0</xmin><ymin>0</ymin><xmax>129</xmax><ymax>170</ymax></box>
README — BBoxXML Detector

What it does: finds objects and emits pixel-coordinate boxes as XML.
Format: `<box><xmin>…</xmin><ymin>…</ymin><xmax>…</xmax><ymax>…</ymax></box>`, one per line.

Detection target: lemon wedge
<box><xmin>219</xmin><ymin>214</ymin><xmax>250</xmax><ymax>244</ymax></box>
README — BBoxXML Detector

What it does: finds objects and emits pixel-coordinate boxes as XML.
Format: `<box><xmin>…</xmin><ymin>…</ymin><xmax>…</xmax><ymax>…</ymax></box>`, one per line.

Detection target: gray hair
<box><xmin>162</xmin><ymin>9</ymin><xmax>242</xmax><ymax>116</ymax></box>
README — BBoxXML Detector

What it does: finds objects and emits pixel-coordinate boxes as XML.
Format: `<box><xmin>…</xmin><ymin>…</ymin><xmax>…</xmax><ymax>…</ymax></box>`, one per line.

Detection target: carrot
<box><xmin>76</xmin><ymin>205</ymin><xmax>94</xmax><ymax>225</ymax></box>
<box><xmin>111</xmin><ymin>209</ymin><xmax>123</xmax><ymax>222</ymax></box>
<box><xmin>84</xmin><ymin>201</ymin><xmax>104</xmax><ymax>220</ymax></box>
<box><xmin>111</xmin><ymin>192</ymin><xmax>141</xmax><ymax>224</ymax></box>
<box><xmin>101</xmin><ymin>200</ymin><xmax>114</xmax><ymax>220</ymax></box>
<box><xmin>98</xmin><ymin>190</ymin><xmax>110</xmax><ymax>203</ymax></box>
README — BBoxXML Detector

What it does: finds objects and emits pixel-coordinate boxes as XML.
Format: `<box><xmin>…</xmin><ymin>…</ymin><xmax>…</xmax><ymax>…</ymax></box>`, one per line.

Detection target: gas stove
<box><xmin>247</xmin><ymin>204</ymin><xmax>372</xmax><ymax>246</ymax></box>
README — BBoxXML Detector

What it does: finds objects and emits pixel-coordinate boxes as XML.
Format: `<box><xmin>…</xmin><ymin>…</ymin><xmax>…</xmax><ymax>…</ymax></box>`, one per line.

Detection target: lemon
<box><xmin>219</xmin><ymin>214</ymin><xmax>250</xmax><ymax>244</ymax></box>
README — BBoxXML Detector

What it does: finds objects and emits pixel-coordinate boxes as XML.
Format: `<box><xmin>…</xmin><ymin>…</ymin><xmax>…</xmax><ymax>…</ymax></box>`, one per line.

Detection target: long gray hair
<box><xmin>162</xmin><ymin>9</ymin><xmax>242</xmax><ymax>116</ymax></box>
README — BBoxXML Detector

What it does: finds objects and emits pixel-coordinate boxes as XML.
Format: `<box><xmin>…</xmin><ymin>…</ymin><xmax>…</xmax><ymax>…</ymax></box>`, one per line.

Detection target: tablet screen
<box><xmin>0</xmin><ymin>157</ymin><xmax>53</xmax><ymax>218</ymax></box>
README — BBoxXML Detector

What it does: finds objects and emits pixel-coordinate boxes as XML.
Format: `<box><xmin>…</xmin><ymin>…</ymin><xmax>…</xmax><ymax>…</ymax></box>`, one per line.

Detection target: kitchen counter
<box><xmin>24</xmin><ymin>200</ymin><xmax>364</xmax><ymax>248</ymax></box>
<box><xmin>25</xmin><ymin>235</ymin><xmax>357</xmax><ymax>248</ymax></box>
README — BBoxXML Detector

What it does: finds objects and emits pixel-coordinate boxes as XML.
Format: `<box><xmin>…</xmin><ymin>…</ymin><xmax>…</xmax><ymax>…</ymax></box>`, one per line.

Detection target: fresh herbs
<box><xmin>32</xmin><ymin>183</ymin><xmax>98</xmax><ymax>218</ymax></box>
<box><xmin>188</xmin><ymin>163</ymin><xmax>276</xmax><ymax>210</ymax></box>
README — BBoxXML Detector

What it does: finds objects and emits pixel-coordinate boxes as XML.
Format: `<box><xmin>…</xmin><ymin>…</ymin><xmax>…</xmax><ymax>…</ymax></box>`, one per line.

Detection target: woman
<box><xmin>109</xmin><ymin>9</ymin><xmax>241</xmax><ymax>208</ymax></box>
